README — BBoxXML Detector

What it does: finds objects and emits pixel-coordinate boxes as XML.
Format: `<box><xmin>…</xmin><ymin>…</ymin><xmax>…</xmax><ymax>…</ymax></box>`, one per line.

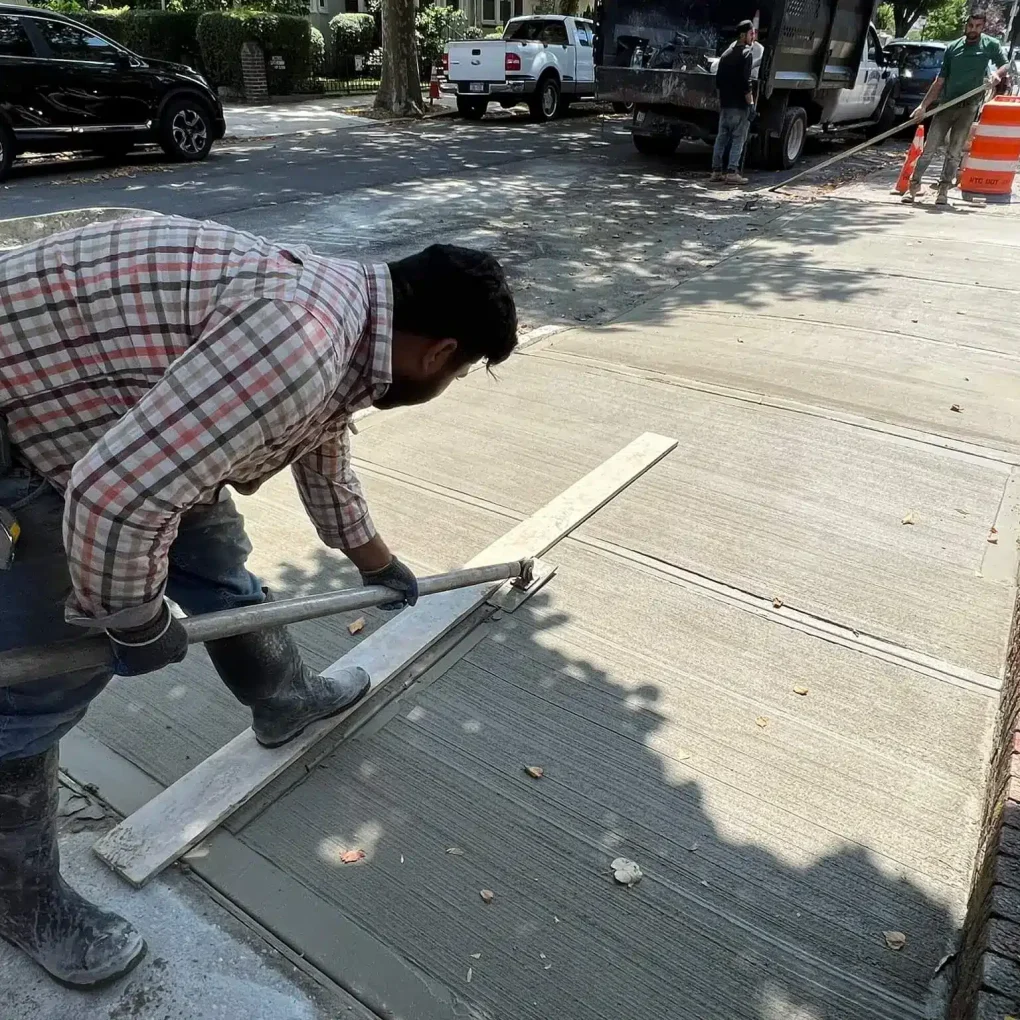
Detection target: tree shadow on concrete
<box><xmin>197</xmin><ymin>540</ymin><xmax>969</xmax><ymax>1020</ymax></box>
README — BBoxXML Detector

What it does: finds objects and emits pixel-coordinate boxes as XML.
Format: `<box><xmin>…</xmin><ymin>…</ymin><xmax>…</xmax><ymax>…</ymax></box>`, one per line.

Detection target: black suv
<box><xmin>0</xmin><ymin>3</ymin><xmax>225</xmax><ymax>181</ymax></box>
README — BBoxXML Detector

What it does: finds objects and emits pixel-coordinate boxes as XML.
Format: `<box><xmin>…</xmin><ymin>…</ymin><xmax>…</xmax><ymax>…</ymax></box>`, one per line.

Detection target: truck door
<box><xmin>538</xmin><ymin>19</ymin><xmax>573</xmax><ymax>87</ymax></box>
<box><xmin>573</xmin><ymin>19</ymin><xmax>595</xmax><ymax>88</ymax></box>
<box><xmin>830</xmin><ymin>25</ymin><xmax>880</xmax><ymax>122</ymax></box>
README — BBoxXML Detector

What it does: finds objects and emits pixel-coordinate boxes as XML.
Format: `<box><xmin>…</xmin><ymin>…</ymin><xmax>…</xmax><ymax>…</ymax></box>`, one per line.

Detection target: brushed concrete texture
<box><xmin>235</xmin><ymin>541</ymin><xmax>990</xmax><ymax>1020</ymax></box>
<box><xmin>548</xmin><ymin>316</ymin><xmax>1020</xmax><ymax>457</ymax></box>
<box><xmin>355</xmin><ymin>354</ymin><xmax>1012</xmax><ymax>677</ymax></box>
<box><xmin>77</xmin><ymin>473</ymin><xmax>513</xmax><ymax>788</ymax></box>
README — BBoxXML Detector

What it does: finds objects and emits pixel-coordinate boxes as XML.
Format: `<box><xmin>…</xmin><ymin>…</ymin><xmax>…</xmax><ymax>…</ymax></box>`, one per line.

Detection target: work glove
<box><xmin>108</xmin><ymin>599</ymin><xmax>188</xmax><ymax>676</ymax></box>
<box><xmin>360</xmin><ymin>557</ymin><xmax>419</xmax><ymax>611</ymax></box>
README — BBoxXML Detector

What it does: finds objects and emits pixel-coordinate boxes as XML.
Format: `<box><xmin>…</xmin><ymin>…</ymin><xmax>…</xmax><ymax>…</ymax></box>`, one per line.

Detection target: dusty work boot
<box><xmin>709</xmin><ymin>170</ymin><xmax>723</xmax><ymax>182</ymax></box>
<box><xmin>204</xmin><ymin>591</ymin><xmax>370</xmax><ymax>748</ymax></box>
<box><xmin>935</xmin><ymin>185</ymin><xmax>950</xmax><ymax>206</ymax></box>
<box><xmin>0</xmin><ymin>748</ymin><xmax>146</xmax><ymax>988</ymax></box>
<box><xmin>901</xmin><ymin>180</ymin><xmax>921</xmax><ymax>203</ymax></box>
<box><xmin>723</xmin><ymin>171</ymin><xmax>748</xmax><ymax>185</ymax></box>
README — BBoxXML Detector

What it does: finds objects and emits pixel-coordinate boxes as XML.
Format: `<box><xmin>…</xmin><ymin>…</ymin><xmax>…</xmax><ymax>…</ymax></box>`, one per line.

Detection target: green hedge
<box><xmin>309</xmin><ymin>25</ymin><xmax>325</xmax><ymax>75</ymax></box>
<box><xmin>197</xmin><ymin>10</ymin><xmax>311</xmax><ymax>93</ymax></box>
<box><xmin>75</xmin><ymin>9</ymin><xmax>205</xmax><ymax>71</ymax></box>
<box><xmin>329</xmin><ymin>12</ymin><xmax>376</xmax><ymax>56</ymax></box>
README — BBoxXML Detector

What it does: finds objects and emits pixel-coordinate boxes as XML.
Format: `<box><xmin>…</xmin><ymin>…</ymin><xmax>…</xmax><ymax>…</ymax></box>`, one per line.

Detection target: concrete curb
<box><xmin>0</xmin><ymin>207</ymin><xmax>148</xmax><ymax>250</ymax></box>
<box><xmin>950</xmin><ymin>590</ymin><xmax>1020</xmax><ymax>1019</ymax></box>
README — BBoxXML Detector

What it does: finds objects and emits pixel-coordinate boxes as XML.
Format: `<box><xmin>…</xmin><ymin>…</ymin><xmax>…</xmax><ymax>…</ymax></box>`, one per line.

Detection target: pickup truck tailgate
<box><xmin>447</xmin><ymin>40</ymin><xmax>506</xmax><ymax>83</ymax></box>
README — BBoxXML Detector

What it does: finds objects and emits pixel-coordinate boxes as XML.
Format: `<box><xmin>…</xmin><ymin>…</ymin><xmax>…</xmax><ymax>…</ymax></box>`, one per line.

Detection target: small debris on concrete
<box><xmin>755</xmin><ymin>716</ymin><xmax>769</xmax><ymax>729</ymax></box>
<box><xmin>792</xmin><ymin>686</ymin><xmax>809</xmax><ymax>696</ymax></box>
<box><xmin>611</xmin><ymin>857</ymin><xmax>643</xmax><ymax>886</ymax></box>
<box><xmin>339</xmin><ymin>849</ymin><xmax>365</xmax><ymax>864</ymax></box>
<box><xmin>480</xmin><ymin>889</ymin><xmax>495</xmax><ymax>904</ymax></box>
<box><xmin>470</xmin><ymin>952</ymin><xmax>481</xmax><ymax>959</ymax></box>
<box><xmin>347</xmin><ymin>617</ymin><xmax>365</xmax><ymax>635</ymax></box>
<box><xmin>883</xmin><ymin>930</ymin><xmax>907</xmax><ymax>950</ymax></box>
<box><xmin>772</xmin><ymin>596</ymin><xmax>784</xmax><ymax>608</ymax></box>
<box><xmin>466</xmin><ymin>967</ymin><xmax>473</xmax><ymax>983</ymax></box>
<box><xmin>950</xmin><ymin>404</ymin><xmax>962</xmax><ymax>413</ymax></box>
<box><xmin>524</xmin><ymin>765</ymin><xmax>544</xmax><ymax>779</ymax></box>
<box><xmin>901</xmin><ymin>513</ymin><xmax>915</xmax><ymax>525</ymax></box>
<box><xmin>446</xmin><ymin>846</ymin><xmax>465</xmax><ymax>856</ymax></box>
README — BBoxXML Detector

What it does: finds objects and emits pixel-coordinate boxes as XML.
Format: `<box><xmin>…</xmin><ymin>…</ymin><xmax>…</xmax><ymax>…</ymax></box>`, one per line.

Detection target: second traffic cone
<box><xmin>895</xmin><ymin>124</ymin><xmax>925</xmax><ymax>194</ymax></box>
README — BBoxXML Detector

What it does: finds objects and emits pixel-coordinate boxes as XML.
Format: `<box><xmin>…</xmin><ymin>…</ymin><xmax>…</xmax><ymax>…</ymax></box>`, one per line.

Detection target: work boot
<box><xmin>901</xmin><ymin>180</ymin><xmax>921</xmax><ymax>203</ymax></box>
<box><xmin>935</xmin><ymin>185</ymin><xmax>949</xmax><ymax>206</ymax></box>
<box><xmin>723</xmin><ymin>171</ymin><xmax>748</xmax><ymax>185</ymax></box>
<box><xmin>204</xmin><ymin>590</ymin><xmax>370</xmax><ymax>748</ymax></box>
<box><xmin>0</xmin><ymin>748</ymin><xmax>146</xmax><ymax>988</ymax></box>
<box><xmin>709</xmin><ymin>170</ymin><xmax>723</xmax><ymax>182</ymax></box>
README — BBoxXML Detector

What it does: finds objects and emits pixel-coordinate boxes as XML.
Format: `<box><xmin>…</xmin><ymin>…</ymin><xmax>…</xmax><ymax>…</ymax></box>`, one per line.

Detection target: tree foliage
<box><xmin>874</xmin><ymin>4</ymin><xmax>895</xmax><ymax>33</ymax></box>
<box><xmin>330</xmin><ymin>12</ymin><xmax>376</xmax><ymax>55</ymax></box>
<box><xmin>920</xmin><ymin>0</ymin><xmax>967</xmax><ymax>39</ymax></box>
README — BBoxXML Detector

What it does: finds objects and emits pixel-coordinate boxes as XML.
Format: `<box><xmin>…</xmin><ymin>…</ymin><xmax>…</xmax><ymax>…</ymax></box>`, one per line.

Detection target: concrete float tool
<box><xmin>770</xmin><ymin>82</ymin><xmax>993</xmax><ymax>192</ymax></box>
<box><xmin>0</xmin><ymin>558</ymin><xmax>536</xmax><ymax>688</ymax></box>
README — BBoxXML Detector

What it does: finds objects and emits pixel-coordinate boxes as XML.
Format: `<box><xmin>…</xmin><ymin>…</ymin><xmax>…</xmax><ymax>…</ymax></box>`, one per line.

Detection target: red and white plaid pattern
<box><xmin>0</xmin><ymin>216</ymin><xmax>392</xmax><ymax>629</ymax></box>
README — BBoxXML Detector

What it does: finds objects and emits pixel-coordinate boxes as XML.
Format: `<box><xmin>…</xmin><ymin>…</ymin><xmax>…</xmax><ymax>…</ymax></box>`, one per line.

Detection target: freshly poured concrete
<box><xmin>74</xmin><ymin>186</ymin><xmax>1018</xmax><ymax>1018</ymax></box>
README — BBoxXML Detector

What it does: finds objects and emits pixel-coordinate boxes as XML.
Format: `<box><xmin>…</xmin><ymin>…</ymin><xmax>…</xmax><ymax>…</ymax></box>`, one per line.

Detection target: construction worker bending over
<box><xmin>903</xmin><ymin>8</ymin><xmax>1010</xmax><ymax>204</ymax></box>
<box><xmin>0</xmin><ymin>216</ymin><xmax>517</xmax><ymax>987</ymax></box>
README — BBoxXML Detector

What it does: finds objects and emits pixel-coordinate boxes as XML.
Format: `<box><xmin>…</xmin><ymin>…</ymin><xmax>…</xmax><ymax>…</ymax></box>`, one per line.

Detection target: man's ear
<box><xmin>422</xmin><ymin>337</ymin><xmax>459</xmax><ymax>373</ymax></box>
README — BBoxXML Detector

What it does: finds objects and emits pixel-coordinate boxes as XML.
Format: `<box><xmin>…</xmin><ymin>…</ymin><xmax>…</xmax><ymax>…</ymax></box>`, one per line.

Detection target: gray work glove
<box><xmin>108</xmin><ymin>600</ymin><xmax>188</xmax><ymax>676</ymax></box>
<box><xmin>360</xmin><ymin>557</ymin><xmax>419</xmax><ymax>611</ymax></box>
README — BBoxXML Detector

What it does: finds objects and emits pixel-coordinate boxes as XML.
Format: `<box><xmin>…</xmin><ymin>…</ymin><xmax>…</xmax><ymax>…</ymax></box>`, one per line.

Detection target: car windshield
<box><xmin>889</xmin><ymin>45</ymin><xmax>944</xmax><ymax>70</ymax></box>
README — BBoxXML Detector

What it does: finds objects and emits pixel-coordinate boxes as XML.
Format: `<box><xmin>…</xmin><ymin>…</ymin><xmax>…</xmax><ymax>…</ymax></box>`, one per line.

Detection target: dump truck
<box><xmin>594</xmin><ymin>0</ymin><xmax>898</xmax><ymax>168</ymax></box>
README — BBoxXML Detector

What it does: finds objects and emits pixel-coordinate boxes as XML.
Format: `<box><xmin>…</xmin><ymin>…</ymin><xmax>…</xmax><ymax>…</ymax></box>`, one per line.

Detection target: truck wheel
<box><xmin>633</xmin><ymin>134</ymin><xmax>678</xmax><ymax>157</ymax></box>
<box><xmin>772</xmin><ymin>107</ymin><xmax>807</xmax><ymax>170</ymax></box>
<box><xmin>529</xmin><ymin>75</ymin><xmax>561</xmax><ymax>122</ymax></box>
<box><xmin>612</xmin><ymin>102</ymin><xmax>635</xmax><ymax>114</ymax></box>
<box><xmin>0</xmin><ymin>122</ymin><xmax>13</xmax><ymax>183</ymax></box>
<box><xmin>457</xmin><ymin>98</ymin><xmax>488</xmax><ymax>120</ymax></box>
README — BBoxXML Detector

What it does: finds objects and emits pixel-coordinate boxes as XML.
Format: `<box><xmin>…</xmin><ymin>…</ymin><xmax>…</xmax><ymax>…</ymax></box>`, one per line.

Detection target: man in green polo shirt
<box><xmin>903</xmin><ymin>9</ymin><xmax>1010</xmax><ymax>205</ymax></box>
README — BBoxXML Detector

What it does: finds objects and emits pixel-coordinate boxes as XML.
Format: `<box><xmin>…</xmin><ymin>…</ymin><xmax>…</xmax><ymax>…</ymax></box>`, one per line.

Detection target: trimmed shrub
<box><xmin>198</xmin><ymin>10</ymin><xmax>311</xmax><ymax>93</ymax></box>
<box><xmin>484</xmin><ymin>31</ymin><xmax>504</xmax><ymax>39</ymax></box>
<box><xmin>329</xmin><ymin>12</ymin><xmax>376</xmax><ymax>56</ymax></box>
<box><xmin>309</xmin><ymin>25</ymin><xmax>325</xmax><ymax>75</ymax></box>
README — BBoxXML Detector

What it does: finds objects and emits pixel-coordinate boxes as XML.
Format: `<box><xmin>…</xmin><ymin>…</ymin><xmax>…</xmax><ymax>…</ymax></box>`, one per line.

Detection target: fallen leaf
<box><xmin>470</xmin><ymin>953</ymin><xmax>481</xmax><ymax>959</ymax></box>
<box><xmin>466</xmin><ymin>967</ymin><xmax>473</xmax><ymax>983</ymax></box>
<box><xmin>792</xmin><ymin>686</ymin><xmax>809</xmax><ymax>696</ymax></box>
<box><xmin>347</xmin><ymin>617</ymin><xmax>365</xmax><ymax>635</ymax></box>
<box><xmin>991</xmin><ymin>526</ymin><xmax>999</xmax><ymax>534</ymax></box>
<box><xmin>480</xmin><ymin>888</ymin><xmax>495</xmax><ymax>904</ymax></box>
<box><xmin>883</xmin><ymin>930</ymin><xmax>907</xmax><ymax>950</ymax></box>
<box><xmin>611</xmin><ymin>857</ymin><xmax>643</xmax><ymax>886</ymax></box>
<box><xmin>772</xmin><ymin>596</ymin><xmax>784</xmax><ymax>608</ymax></box>
<box><xmin>339</xmin><ymin>849</ymin><xmax>366</xmax><ymax>864</ymax></box>
<box><xmin>988</xmin><ymin>536</ymin><xmax>999</xmax><ymax>544</ymax></box>
<box><xmin>446</xmin><ymin>847</ymin><xmax>465</xmax><ymax>855</ymax></box>
<box><xmin>950</xmin><ymin>404</ymin><xmax>962</xmax><ymax>413</ymax></box>
<box><xmin>524</xmin><ymin>765</ymin><xmax>544</xmax><ymax>779</ymax></box>
<box><xmin>901</xmin><ymin>513</ymin><xmax>915</xmax><ymax>525</ymax></box>
<box><xmin>539</xmin><ymin>953</ymin><xmax>546</xmax><ymax>959</ymax></box>
<box><xmin>544</xmin><ymin>963</ymin><xmax>552</xmax><ymax>970</ymax></box>
<box><xmin>755</xmin><ymin>716</ymin><xmax>769</xmax><ymax>728</ymax></box>
<box><xmin>553</xmin><ymin>915</ymin><xmax>561</xmax><ymax>923</ymax></box>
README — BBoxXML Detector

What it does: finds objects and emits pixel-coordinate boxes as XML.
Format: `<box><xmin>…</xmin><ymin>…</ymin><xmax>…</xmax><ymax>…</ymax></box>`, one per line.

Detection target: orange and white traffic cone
<box><xmin>895</xmin><ymin>124</ymin><xmax>925</xmax><ymax>194</ymax></box>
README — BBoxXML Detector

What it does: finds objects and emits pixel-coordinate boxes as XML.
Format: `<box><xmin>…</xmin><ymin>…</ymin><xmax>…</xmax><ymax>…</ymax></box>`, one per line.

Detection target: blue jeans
<box><xmin>0</xmin><ymin>467</ymin><xmax>264</xmax><ymax>761</ymax></box>
<box><xmin>712</xmin><ymin>107</ymin><xmax>750</xmax><ymax>173</ymax></box>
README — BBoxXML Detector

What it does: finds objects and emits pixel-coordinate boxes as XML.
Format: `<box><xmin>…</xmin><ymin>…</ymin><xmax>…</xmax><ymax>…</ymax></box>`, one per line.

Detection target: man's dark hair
<box><xmin>736</xmin><ymin>19</ymin><xmax>754</xmax><ymax>35</ymax></box>
<box><xmin>387</xmin><ymin>245</ymin><xmax>518</xmax><ymax>368</ymax></box>
<box><xmin>968</xmin><ymin>8</ymin><xmax>986</xmax><ymax>20</ymax></box>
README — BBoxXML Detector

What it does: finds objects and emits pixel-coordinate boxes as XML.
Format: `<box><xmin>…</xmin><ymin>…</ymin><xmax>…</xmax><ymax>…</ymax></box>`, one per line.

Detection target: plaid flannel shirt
<box><xmin>0</xmin><ymin>215</ymin><xmax>392</xmax><ymax>630</ymax></box>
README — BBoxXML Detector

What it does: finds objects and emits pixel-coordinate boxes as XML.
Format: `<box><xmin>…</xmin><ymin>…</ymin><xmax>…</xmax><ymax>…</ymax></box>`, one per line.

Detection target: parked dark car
<box><xmin>886</xmin><ymin>39</ymin><xmax>946</xmax><ymax>120</ymax></box>
<box><xmin>0</xmin><ymin>3</ymin><xmax>224</xmax><ymax>181</ymax></box>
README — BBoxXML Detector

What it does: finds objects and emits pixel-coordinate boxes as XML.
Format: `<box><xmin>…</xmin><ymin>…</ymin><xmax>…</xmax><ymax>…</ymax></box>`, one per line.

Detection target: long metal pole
<box><xmin>769</xmin><ymin>82</ymin><xmax>992</xmax><ymax>192</ymax></box>
<box><xmin>0</xmin><ymin>559</ymin><xmax>532</xmax><ymax>689</ymax></box>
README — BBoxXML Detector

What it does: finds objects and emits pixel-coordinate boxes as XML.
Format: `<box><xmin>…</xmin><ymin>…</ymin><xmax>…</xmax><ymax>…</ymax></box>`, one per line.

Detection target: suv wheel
<box><xmin>0</xmin><ymin>122</ymin><xmax>13</xmax><ymax>183</ymax></box>
<box><xmin>159</xmin><ymin>97</ymin><xmax>213</xmax><ymax>162</ymax></box>
<box><xmin>529</xmin><ymin>75</ymin><xmax>561</xmax><ymax>122</ymax></box>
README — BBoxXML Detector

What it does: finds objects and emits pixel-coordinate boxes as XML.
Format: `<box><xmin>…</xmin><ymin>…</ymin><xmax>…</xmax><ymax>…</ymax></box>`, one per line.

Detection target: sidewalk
<box><xmin>58</xmin><ymin>173</ymin><xmax>1020</xmax><ymax>1019</ymax></box>
<box><xmin>221</xmin><ymin>92</ymin><xmax>457</xmax><ymax>140</ymax></box>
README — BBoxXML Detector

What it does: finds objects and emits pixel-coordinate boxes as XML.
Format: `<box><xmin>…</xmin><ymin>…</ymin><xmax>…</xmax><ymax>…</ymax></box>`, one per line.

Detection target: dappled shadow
<box><xmin>207</xmin><ymin>531</ymin><xmax>966</xmax><ymax>1020</ymax></box>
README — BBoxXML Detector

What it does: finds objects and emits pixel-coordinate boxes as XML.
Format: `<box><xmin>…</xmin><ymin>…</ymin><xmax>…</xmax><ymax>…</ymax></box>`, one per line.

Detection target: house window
<box><xmin>482</xmin><ymin>0</ymin><xmax>496</xmax><ymax>22</ymax></box>
<box><xmin>499</xmin><ymin>0</ymin><xmax>510</xmax><ymax>23</ymax></box>
<box><xmin>514</xmin><ymin>0</ymin><xmax>523</xmax><ymax>14</ymax></box>
<box><xmin>447</xmin><ymin>0</ymin><xmax>459</xmax><ymax>8</ymax></box>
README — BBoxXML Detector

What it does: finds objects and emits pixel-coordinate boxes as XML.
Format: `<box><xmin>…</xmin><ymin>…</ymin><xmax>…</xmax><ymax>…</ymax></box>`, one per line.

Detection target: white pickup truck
<box><xmin>445</xmin><ymin>15</ymin><xmax>595</xmax><ymax>122</ymax></box>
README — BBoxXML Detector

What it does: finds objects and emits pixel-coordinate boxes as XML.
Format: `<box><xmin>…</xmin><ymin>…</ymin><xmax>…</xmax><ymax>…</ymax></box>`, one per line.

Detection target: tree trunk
<box><xmin>375</xmin><ymin>0</ymin><xmax>424</xmax><ymax>117</ymax></box>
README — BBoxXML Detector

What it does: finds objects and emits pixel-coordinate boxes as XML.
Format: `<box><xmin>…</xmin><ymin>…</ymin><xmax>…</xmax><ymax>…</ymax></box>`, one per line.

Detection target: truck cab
<box><xmin>596</xmin><ymin>0</ymin><xmax>898</xmax><ymax>168</ymax></box>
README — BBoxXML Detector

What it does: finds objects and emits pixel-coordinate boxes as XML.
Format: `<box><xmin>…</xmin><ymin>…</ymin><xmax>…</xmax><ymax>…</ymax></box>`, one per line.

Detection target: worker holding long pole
<box><xmin>0</xmin><ymin>216</ymin><xmax>517</xmax><ymax>987</ymax></box>
<box><xmin>902</xmin><ymin>8</ymin><xmax>1011</xmax><ymax>205</ymax></box>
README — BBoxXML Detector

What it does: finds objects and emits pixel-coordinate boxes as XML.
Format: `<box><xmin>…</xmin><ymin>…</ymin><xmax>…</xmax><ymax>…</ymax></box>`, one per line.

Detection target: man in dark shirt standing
<box><xmin>711</xmin><ymin>19</ymin><xmax>755</xmax><ymax>185</ymax></box>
